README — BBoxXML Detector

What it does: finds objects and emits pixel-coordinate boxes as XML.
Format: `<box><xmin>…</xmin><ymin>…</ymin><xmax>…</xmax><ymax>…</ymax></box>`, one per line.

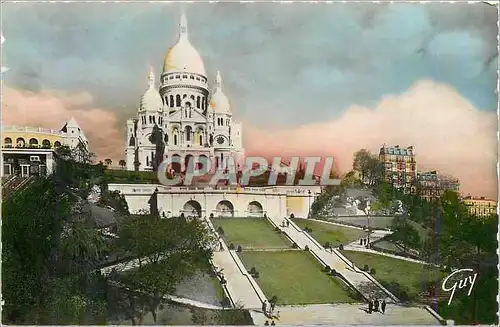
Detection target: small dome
<box><xmin>163</xmin><ymin>12</ymin><xmax>206</xmax><ymax>76</ymax></box>
<box><xmin>210</xmin><ymin>71</ymin><xmax>231</xmax><ymax>113</ymax></box>
<box><xmin>140</xmin><ymin>67</ymin><xmax>163</xmax><ymax>112</ymax></box>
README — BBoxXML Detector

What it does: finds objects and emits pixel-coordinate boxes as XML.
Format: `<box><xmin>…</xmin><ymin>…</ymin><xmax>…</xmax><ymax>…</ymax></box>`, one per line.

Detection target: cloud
<box><xmin>243</xmin><ymin>80</ymin><xmax>497</xmax><ymax>198</ymax></box>
<box><xmin>2</xmin><ymin>84</ymin><xmax>124</xmax><ymax>162</ymax></box>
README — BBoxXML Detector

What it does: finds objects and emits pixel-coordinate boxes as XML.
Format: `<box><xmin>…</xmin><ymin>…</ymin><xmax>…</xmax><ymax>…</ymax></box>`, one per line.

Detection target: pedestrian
<box><xmin>276</xmin><ymin>311</ymin><xmax>281</xmax><ymax>320</ymax></box>
<box><xmin>271</xmin><ymin>320</ymin><xmax>276</xmax><ymax>326</ymax></box>
<box><xmin>359</xmin><ymin>239</ymin><xmax>363</xmax><ymax>245</ymax></box>
<box><xmin>264</xmin><ymin>320</ymin><xmax>269</xmax><ymax>326</ymax></box>
<box><xmin>270</xmin><ymin>301</ymin><xmax>276</xmax><ymax>313</ymax></box>
<box><xmin>374</xmin><ymin>299</ymin><xmax>379</xmax><ymax>312</ymax></box>
<box><xmin>262</xmin><ymin>301</ymin><xmax>267</xmax><ymax>315</ymax></box>
<box><xmin>219</xmin><ymin>241</ymin><xmax>224</xmax><ymax>251</ymax></box>
<box><xmin>368</xmin><ymin>300</ymin><xmax>373</xmax><ymax>314</ymax></box>
<box><xmin>286</xmin><ymin>220</ymin><xmax>290</xmax><ymax>227</ymax></box>
<box><xmin>381</xmin><ymin>300</ymin><xmax>386</xmax><ymax>314</ymax></box>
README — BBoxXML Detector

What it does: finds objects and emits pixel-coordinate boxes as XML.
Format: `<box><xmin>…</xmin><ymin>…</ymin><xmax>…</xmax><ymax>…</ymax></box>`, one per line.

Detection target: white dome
<box><xmin>210</xmin><ymin>71</ymin><xmax>231</xmax><ymax>113</ymax></box>
<box><xmin>163</xmin><ymin>12</ymin><xmax>206</xmax><ymax>76</ymax></box>
<box><xmin>140</xmin><ymin>68</ymin><xmax>163</xmax><ymax>112</ymax></box>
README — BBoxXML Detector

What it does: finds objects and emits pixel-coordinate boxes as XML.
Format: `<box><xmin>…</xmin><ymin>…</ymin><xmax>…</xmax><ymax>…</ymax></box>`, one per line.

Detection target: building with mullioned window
<box><xmin>1</xmin><ymin>118</ymin><xmax>88</xmax><ymax>177</ymax></box>
<box><xmin>417</xmin><ymin>170</ymin><xmax>460</xmax><ymax>202</ymax></box>
<box><xmin>379</xmin><ymin>144</ymin><xmax>417</xmax><ymax>194</ymax></box>
<box><xmin>463</xmin><ymin>196</ymin><xmax>497</xmax><ymax>218</ymax></box>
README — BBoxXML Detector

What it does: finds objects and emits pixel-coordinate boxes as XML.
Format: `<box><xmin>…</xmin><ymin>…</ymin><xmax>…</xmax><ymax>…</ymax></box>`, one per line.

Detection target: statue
<box><xmin>148</xmin><ymin>187</ymin><xmax>159</xmax><ymax>217</ymax></box>
<box><xmin>209</xmin><ymin>133</ymin><xmax>214</xmax><ymax>146</ymax></box>
<box><xmin>148</xmin><ymin>124</ymin><xmax>165</xmax><ymax>173</ymax></box>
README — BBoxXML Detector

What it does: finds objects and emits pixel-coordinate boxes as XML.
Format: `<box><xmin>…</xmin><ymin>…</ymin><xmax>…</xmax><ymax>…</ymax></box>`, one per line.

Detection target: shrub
<box><xmin>217</xmin><ymin>226</ymin><xmax>225</xmax><ymax>235</ymax></box>
<box><xmin>339</xmin><ymin>244</ymin><xmax>344</xmax><ymax>250</ymax></box>
<box><xmin>324</xmin><ymin>265</ymin><xmax>331</xmax><ymax>273</ymax></box>
<box><xmin>229</xmin><ymin>243</ymin><xmax>235</xmax><ymax>250</ymax></box>
<box><xmin>253</xmin><ymin>271</ymin><xmax>260</xmax><ymax>279</ymax></box>
<box><xmin>220</xmin><ymin>297</ymin><xmax>231</xmax><ymax>308</ymax></box>
<box><xmin>292</xmin><ymin>242</ymin><xmax>299</xmax><ymax>249</ymax></box>
<box><xmin>363</xmin><ymin>264</ymin><xmax>369</xmax><ymax>271</ymax></box>
<box><xmin>304</xmin><ymin>245</ymin><xmax>309</xmax><ymax>251</ymax></box>
<box><xmin>237</xmin><ymin>245</ymin><xmax>242</xmax><ymax>252</ymax></box>
<box><xmin>270</xmin><ymin>295</ymin><xmax>278</xmax><ymax>304</ymax></box>
<box><xmin>274</xmin><ymin>226</ymin><xmax>280</xmax><ymax>232</ymax></box>
<box><xmin>324</xmin><ymin>242</ymin><xmax>331</xmax><ymax>248</ymax></box>
<box><xmin>290</xmin><ymin>213</ymin><xmax>295</xmax><ymax>219</ymax></box>
<box><xmin>369</xmin><ymin>268</ymin><xmax>376</xmax><ymax>274</ymax></box>
<box><xmin>250</xmin><ymin>267</ymin><xmax>257</xmax><ymax>275</ymax></box>
<box><xmin>330</xmin><ymin>269</ymin><xmax>337</xmax><ymax>276</ymax></box>
<box><xmin>210</xmin><ymin>213</ymin><xmax>214</xmax><ymax>218</ymax></box>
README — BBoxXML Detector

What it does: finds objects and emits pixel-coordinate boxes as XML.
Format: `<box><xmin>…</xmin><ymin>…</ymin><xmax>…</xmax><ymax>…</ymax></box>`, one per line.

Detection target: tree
<box><xmin>115</xmin><ymin>215</ymin><xmax>216</xmax><ymax>324</ymax></box>
<box><xmin>105</xmin><ymin>158</ymin><xmax>112</xmax><ymax>166</ymax></box>
<box><xmin>119</xmin><ymin>160</ymin><xmax>126</xmax><ymax>169</ymax></box>
<box><xmin>352</xmin><ymin>149</ymin><xmax>372</xmax><ymax>183</ymax></box>
<box><xmin>388</xmin><ymin>217</ymin><xmax>421</xmax><ymax>253</ymax></box>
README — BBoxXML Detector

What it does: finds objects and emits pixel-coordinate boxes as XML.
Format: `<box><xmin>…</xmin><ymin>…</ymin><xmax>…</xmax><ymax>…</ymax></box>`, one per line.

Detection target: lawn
<box><xmin>211</xmin><ymin>218</ymin><xmax>291</xmax><ymax>249</ymax></box>
<box><xmin>238</xmin><ymin>251</ymin><xmax>357</xmax><ymax>305</ymax></box>
<box><xmin>340</xmin><ymin>250</ymin><xmax>443</xmax><ymax>301</ymax></box>
<box><xmin>292</xmin><ymin>218</ymin><xmax>366</xmax><ymax>246</ymax></box>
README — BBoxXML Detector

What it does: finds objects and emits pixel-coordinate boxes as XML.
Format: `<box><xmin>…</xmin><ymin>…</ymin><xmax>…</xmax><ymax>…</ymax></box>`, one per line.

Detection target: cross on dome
<box><xmin>216</xmin><ymin>70</ymin><xmax>222</xmax><ymax>90</ymax></box>
<box><xmin>179</xmin><ymin>9</ymin><xmax>188</xmax><ymax>38</ymax></box>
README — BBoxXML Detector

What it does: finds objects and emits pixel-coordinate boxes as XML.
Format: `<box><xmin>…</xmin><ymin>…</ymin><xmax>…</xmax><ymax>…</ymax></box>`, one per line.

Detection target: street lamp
<box><xmin>308</xmin><ymin>190</ymin><xmax>312</xmax><ymax>218</ymax></box>
<box><xmin>366</xmin><ymin>203</ymin><xmax>371</xmax><ymax>246</ymax></box>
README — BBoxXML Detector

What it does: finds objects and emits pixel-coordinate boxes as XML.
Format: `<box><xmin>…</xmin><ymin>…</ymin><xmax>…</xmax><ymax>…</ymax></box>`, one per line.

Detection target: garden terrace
<box><xmin>211</xmin><ymin>217</ymin><xmax>291</xmax><ymax>249</ymax></box>
<box><xmin>340</xmin><ymin>250</ymin><xmax>444</xmax><ymax>302</ymax></box>
<box><xmin>291</xmin><ymin>218</ymin><xmax>366</xmax><ymax>247</ymax></box>
<box><xmin>238</xmin><ymin>251</ymin><xmax>359</xmax><ymax>305</ymax></box>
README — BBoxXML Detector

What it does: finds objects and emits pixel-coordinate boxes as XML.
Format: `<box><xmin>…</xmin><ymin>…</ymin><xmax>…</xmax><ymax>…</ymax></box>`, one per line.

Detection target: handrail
<box><xmin>286</xmin><ymin>218</ymin><xmax>324</xmax><ymax>250</ymax></box>
<box><xmin>227</xmin><ymin>250</ymin><xmax>267</xmax><ymax>304</ymax></box>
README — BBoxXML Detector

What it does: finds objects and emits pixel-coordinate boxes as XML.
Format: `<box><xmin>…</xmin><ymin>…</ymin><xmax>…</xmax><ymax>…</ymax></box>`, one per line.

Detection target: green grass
<box><xmin>292</xmin><ymin>218</ymin><xmax>366</xmax><ymax>246</ymax></box>
<box><xmin>340</xmin><ymin>250</ymin><xmax>444</xmax><ymax>300</ymax></box>
<box><xmin>211</xmin><ymin>218</ymin><xmax>291</xmax><ymax>249</ymax></box>
<box><xmin>238</xmin><ymin>251</ymin><xmax>357</xmax><ymax>305</ymax></box>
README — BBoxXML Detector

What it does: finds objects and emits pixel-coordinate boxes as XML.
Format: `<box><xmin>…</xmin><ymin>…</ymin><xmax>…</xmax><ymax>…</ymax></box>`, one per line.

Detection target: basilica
<box><xmin>125</xmin><ymin>12</ymin><xmax>244</xmax><ymax>172</ymax></box>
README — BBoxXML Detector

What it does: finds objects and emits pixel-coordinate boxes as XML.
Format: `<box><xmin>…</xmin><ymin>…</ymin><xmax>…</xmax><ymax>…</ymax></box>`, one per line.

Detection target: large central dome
<box><xmin>163</xmin><ymin>12</ymin><xmax>206</xmax><ymax>76</ymax></box>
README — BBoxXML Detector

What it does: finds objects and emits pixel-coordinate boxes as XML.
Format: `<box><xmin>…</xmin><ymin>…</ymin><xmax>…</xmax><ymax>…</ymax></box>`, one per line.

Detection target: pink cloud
<box><xmin>243</xmin><ymin>80</ymin><xmax>498</xmax><ymax>198</ymax></box>
<box><xmin>2</xmin><ymin>84</ymin><xmax>124</xmax><ymax>163</ymax></box>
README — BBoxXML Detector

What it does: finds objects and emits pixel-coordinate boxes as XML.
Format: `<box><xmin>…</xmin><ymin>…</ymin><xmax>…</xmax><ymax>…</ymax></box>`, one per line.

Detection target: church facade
<box><xmin>125</xmin><ymin>12</ymin><xmax>244</xmax><ymax>173</ymax></box>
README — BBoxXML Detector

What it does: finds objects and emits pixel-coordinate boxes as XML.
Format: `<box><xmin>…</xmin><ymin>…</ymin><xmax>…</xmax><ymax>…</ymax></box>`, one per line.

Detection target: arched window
<box><xmin>16</xmin><ymin>137</ymin><xmax>25</xmax><ymax>147</ymax></box>
<box><xmin>42</xmin><ymin>139</ymin><xmax>51</xmax><ymax>148</ymax></box>
<box><xmin>149</xmin><ymin>116</ymin><xmax>152</xmax><ymax>124</ymax></box>
<box><xmin>146</xmin><ymin>156</ymin><xmax>149</xmax><ymax>166</ymax></box>
<box><xmin>183</xmin><ymin>94</ymin><xmax>187</xmax><ymax>99</ymax></box>
<box><xmin>185</xmin><ymin>126</ymin><xmax>192</xmax><ymax>141</ymax></box>
<box><xmin>54</xmin><ymin>141</ymin><xmax>61</xmax><ymax>147</ymax></box>
<box><xmin>4</xmin><ymin>137</ymin><xmax>12</xmax><ymax>147</ymax></box>
<box><xmin>170</xmin><ymin>95</ymin><xmax>174</xmax><ymax>107</ymax></box>
<box><xmin>174</xmin><ymin>134</ymin><xmax>178</xmax><ymax>145</ymax></box>
<box><xmin>197</xmin><ymin>96</ymin><xmax>200</xmax><ymax>108</ymax></box>
<box><xmin>176</xmin><ymin>94</ymin><xmax>181</xmax><ymax>107</ymax></box>
<box><xmin>199</xmin><ymin>134</ymin><xmax>203</xmax><ymax>145</ymax></box>
<box><xmin>152</xmin><ymin>116</ymin><xmax>156</xmax><ymax>124</ymax></box>
<box><xmin>29</xmin><ymin>138</ymin><xmax>38</xmax><ymax>146</ymax></box>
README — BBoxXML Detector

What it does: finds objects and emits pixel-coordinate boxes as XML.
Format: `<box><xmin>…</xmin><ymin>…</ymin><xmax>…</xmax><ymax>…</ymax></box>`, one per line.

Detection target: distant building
<box><xmin>417</xmin><ymin>170</ymin><xmax>460</xmax><ymax>202</ymax></box>
<box><xmin>463</xmin><ymin>196</ymin><xmax>497</xmax><ymax>217</ymax></box>
<box><xmin>379</xmin><ymin>145</ymin><xmax>417</xmax><ymax>194</ymax></box>
<box><xmin>1</xmin><ymin>117</ymin><xmax>89</xmax><ymax>177</ymax></box>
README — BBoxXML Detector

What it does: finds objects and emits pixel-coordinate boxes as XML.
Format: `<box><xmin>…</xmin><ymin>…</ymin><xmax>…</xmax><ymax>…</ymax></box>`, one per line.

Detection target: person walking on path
<box><xmin>271</xmin><ymin>320</ymin><xmax>276</xmax><ymax>325</ymax></box>
<box><xmin>368</xmin><ymin>300</ymin><xmax>373</xmax><ymax>314</ymax></box>
<box><xmin>264</xmin><ymin>321</ymin><xmax>269</xmax><ymax>326</ymax></box>
<box><xmin>286</xmin><ymin>220</ymin><xmax>290</xmax><ymax>227</ymax></box>
<box><xmin>275</xmin><ymin>311</ymin><xmax>281</xmax><ymax>320</ymax></box>
<box><xmin>262</xmin><ymin>301</ymin><xmax>268</xmax><ymax>315</ymax></box>
<box><xmin>374</xmin><ymin>299</ymin><xmax>379</xmax><ymax>312</ymax></box>
<box><xmin>381</xmin><ymin>300</ymin><xmax>386</xmax><ymax>314</ymax></box>
<box><xmin>270</xmin><ymin>301</ymin><xmax>276</xmax><ymax>313</ymax></box>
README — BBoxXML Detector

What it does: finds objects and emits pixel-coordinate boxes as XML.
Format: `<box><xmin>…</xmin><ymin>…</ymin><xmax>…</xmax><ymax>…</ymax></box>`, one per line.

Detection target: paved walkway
<box><xmin>250</xmin><ymin>303</ymin><xmax>441</xmax><ymax>325</ymax></box>
<box><xmin>204</xmin><ymin>217</ymin><xmax>266</xmax><ymax>309</ymax></box>
<box><xmin>269</xmin><ymin>216</ymin><xmax>397</xmax><ymax>303</ymax></box>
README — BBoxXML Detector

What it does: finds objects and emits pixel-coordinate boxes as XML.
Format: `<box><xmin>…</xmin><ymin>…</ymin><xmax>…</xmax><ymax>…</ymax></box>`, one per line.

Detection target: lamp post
<box><xmin>366</xmin><ymin>204</ymin><xmax>371</xmax><ymax>246</ymax></box>
<box><xmin>308</xmin><ymin>190</ymin><xmax>312</xmax><ymax>218</ymax></box>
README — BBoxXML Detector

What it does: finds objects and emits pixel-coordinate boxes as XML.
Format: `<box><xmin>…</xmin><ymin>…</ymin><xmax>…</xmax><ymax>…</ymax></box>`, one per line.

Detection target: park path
<box><xmin>204</xmin><ymin>217</ymin><xmax>267</xmax><ymax>309</ymax></box>
<box><xmin>267</xmin><ymin>216</ymin><xmax>397</xmax><ymax>303</ymax></box>
<box><xmin>249</xmin><ymin>303</ymin><xmax>441</xmax><ymax>325</ymax></box>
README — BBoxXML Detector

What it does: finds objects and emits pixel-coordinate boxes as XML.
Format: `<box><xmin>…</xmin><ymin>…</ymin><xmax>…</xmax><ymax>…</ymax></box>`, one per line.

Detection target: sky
<box><xmin>1</xmin><ymin>2</ymin><xmax>498</xmax><ymax>198</ymax></box>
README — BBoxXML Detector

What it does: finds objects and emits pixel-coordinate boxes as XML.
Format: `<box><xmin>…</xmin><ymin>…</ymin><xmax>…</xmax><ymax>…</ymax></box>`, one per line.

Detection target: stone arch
<box><xmin>216</xmin><ymin>200</ymin><xmax>234</xmax><ymax>217</ymax></box>
<box><xmin>16</xmin><ymin>137</ymin><xmax>25</xmax><ymax>147</ymax></box>
<box><xmin>198</xmin><ymin>154</ymin><xmax>209</xmax><ymax>170</ymax></box>
<box><xmin>4</xmin><ymin>137</ymin><xmax>12</xmax><ymax>147</ymax></box>
<box><xmin>185</xmin><ymin>154</ymin><xmax>194</xmax><ymax>170</ymax></box>
<box><xmin>183</xmin><ymin>200</ymin><xmax>202</xmax><ymax>218</ymax></box>
<box><xmin>42</xmin><ymin>139</ymin><xmax>51</xmax><ymax>148</ymax></box>
<box><xmin>247</xmin><ymin>201</ymin><xmax>264</xmax><ymax>217</ymax></box>
<box><xmin>54</xmin><ymin>141</ymin><xmax>61</xmax><ymax>147</ymax></box>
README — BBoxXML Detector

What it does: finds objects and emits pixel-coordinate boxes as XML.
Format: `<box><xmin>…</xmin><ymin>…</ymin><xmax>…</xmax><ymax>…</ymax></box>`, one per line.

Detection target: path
<box><xmin>269</xmin><ymin>216</ymin><xmax>398</xmax><ymax>303</ymax></box>
<box><xmin>250</xmin><ymin>303</ymin><xmax>441</xmax><ymax>325</ymax></box>
<box><xmin>204</xmin><ymin>217</ymin><xmax>266</xmax><ymax>309</ymax></box>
